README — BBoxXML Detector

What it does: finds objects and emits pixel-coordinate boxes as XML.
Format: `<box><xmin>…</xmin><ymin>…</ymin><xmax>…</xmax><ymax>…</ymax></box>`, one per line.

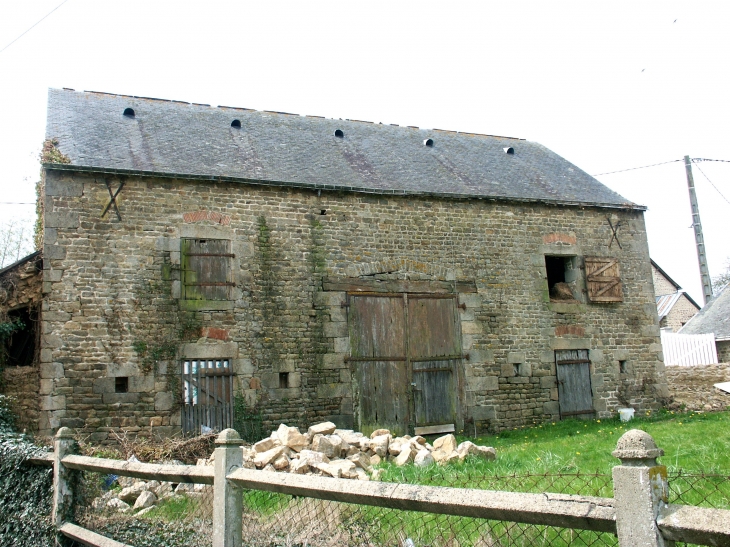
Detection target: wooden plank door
<box><xmin>349</xmin><ymin>295</ymin><xmax>409</xmax><ymax>436</ymax></box>
<box><xmin>409</xmin><ymin>295</ymin><xmax>459</xmax><ymax>434</ymax></box>
<box><xmin>182</xmin><ymin>359</ymin><xmax>234</xmax><ymax>435</ymax></box>
<box><xmin>555</xmin><ymin>350</ymin><xmax>594</xmax><ymax>419</ymax></box>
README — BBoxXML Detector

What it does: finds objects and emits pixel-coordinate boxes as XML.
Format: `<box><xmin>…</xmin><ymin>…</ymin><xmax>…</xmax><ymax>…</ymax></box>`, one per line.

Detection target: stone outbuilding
<box><xmin>651</xmin><ymin>260</ymin><xmax>700</xmax><ymax>332</ymax></box>
<box><xmin>28</xmin><ymin>88</ymin><xmax>668</xmax><ymax>440</ymax></box>
<box><xmin>680</xmin><ymin>284</ymin><xmax>730</xmax><ymax>363</ymax></box>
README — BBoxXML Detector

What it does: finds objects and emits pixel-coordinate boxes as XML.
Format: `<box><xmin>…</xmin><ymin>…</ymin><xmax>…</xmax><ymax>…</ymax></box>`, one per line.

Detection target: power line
<box><xmin>0</xmin><ymin>0</ymin><xmax>71</xmax><ymax>55</ymax></box>
<box><xmin>692</xmin><ymin>158</ymin><xmax>730</xmax><ymax>164</ymax></box>
<box><xmin>592</xmin><ymin>159</ymin><xmax>682</xmax><ymax>177</ymax></box>
<box><xmin>691</xmin><ymin>159</ymin><xmax>730</xmax><ymax>206</ymax></box>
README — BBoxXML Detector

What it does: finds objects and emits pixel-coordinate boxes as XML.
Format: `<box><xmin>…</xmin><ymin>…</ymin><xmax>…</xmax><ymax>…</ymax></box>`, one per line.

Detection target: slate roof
<box><xmin>680</xmin><ymin>285</ymin><xmax>730</xmax><ymax>341</ymax></box>
<box><xmin>44</xmin><ymin>88</ymin><xmax>639</xmax><ymax>209</ymax></box>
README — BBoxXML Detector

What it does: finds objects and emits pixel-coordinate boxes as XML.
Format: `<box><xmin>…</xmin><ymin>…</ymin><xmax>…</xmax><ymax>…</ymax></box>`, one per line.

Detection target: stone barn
<box><xmin>31</xmin><ymin>88</ymin><xmax>668</xmax><ymax>441</ymax></box>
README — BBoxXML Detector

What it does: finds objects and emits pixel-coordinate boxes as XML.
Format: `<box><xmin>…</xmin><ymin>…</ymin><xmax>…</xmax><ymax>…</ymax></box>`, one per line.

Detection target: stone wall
<box><xmin>665</xmin><ymin>363</ymin><xmax>730</xmax><ymax>411</ymax></box>
<box><xmin>718</xmin><ymin>341</ymin><xmax>730</xmax><ymax>364</ymax></box>
<box><xmin>660</xmin><ymin>295</ymin><xmax>699</xmax><ymax>332</ymax></box>
<box><xmin>39</xmin><ymin>169</ymin><xmax>666</xmax><ymax>439</ymax></box>
<box><xmin>1</xmin><ymin>366</ymin><xmax>40</xmax><ymax>432</ymax></box>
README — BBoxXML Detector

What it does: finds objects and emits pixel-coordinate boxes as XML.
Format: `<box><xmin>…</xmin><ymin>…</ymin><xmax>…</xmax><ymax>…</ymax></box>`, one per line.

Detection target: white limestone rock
<box><xmin>253</xmin><ymin>437</ymin><xmax>280</xmax><ymax>453</ymax></box>
<box><xmin>298</xmin><ymin>449</ymin><xmax>330</xmax><ymax>465</ymax></box>
<box><xmin>254</xmin><ymin>446</ymin><xmax>286</xmax><ymax>468</ymax></box>
<box><xmin>414</xmin><ymin>449</ymin><xmax>435</xmax><ymax>467</ymax></box>
<box><xmin>370</xmin><ymin>428</ymin><xmax>391</xmax><ymax>439</ymax></box>
<box><xmin>475</xmin><ymin>445</ymin><xmax>497</xmax><ymax>461</ymax></box>
<box><xmin>307</xmin><ymin>421</ymin><xmax>337</xmax><ymax>437</ymax></box>
<box><xmin>273</xmin><ymin>454</ymin><xmax>290</xmax><ymax>471</ymax></box>
<box><xmin>347</xmin><ymin>452</ymin><xmax>372</xmax><ymax>471</ymax></box>
<box><xmin>371</xmin><ymin>434</ymin><xmax>390</xmax><ymax>458</ymax></box>
<box><xmin>433</xmin><ymin>434</ymin><xmax>457</xmax><ymax>454</ymax></box>
<box><xmin>118</xmin><ymin>482</ymin><xmax>148</xmax><ymax>503</ymax></box>
<box><xmin>107</xmin><ymin>498</ymin><xmax>131</xmax><ymax>513</ymax></box>
<box><xmin>395</xmin><ymin>443</ymin><xmax>417</xmax><ymax>466</ymax></box>
<box><xmin>289</xmin><ymin>457</ymin><xmax>310</xmax><ymax>474</ymax></box>
<box><xmin>133</xmin><ymin>490</ymin><xmax>157</xmax><ymax>511</ymax></box>
<box><xmin>276</xmin><ymin>424</ymin><xmax>309</xmax><ymax>451</ymax></box>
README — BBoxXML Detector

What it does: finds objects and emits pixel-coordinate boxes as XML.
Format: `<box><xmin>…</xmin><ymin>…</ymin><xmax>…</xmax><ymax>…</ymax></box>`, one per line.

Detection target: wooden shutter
<box><xmin>181</xmin><ymin>239</ymin><xmax>234</xmax><ymax>300</ymax></box>
<box><xmin>585</xmin><ymin>257</ymin><xmax>623</xmax><ymax>302</ymax></box>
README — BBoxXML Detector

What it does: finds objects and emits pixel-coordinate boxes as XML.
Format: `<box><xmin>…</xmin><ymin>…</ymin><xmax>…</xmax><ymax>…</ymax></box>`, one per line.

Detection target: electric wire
<box><xmin>592</xmin><ymin>159</ymin><xmax>683</xmax><ymax>177</ymax></box>
<box><xmin>0</xmin><ymin>0</ymin><xmax>71</xmax><ymax>55</ymax></box>
<box><xmin>691</xmin><ymin>159</ymin><xmax>730</xmax><ymax>206</ymax></box>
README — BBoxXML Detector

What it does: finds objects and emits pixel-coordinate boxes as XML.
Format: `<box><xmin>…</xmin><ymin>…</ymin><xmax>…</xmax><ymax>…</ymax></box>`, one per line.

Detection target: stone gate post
<box><xmin>612</xmin><ymin>429</ymin><xmax>674</xmax><ymax>547</ymax></box>
<box><xmin>213</xmin><ymin>428</ymin><xmax>243</xmax><ymax>547</ymax></box>
<box><xmin>52</xmin><ymin>426</ymin><xmax>77</xmax><ymax>527</ymax></box>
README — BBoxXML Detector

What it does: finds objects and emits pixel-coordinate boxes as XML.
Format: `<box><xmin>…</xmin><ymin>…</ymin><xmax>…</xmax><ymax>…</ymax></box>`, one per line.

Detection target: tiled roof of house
<box><xmin>45</xmin><ymin>88</ymin><xmax>640</xmax><ymax>209</ymax></box>
<box><xmin>680</xmin><ymin>285</ymin><xmax>730</xmax><ymax>341</ymax></box>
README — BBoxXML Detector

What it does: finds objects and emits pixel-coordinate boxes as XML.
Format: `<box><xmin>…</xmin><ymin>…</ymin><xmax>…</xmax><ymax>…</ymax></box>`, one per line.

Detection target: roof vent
<box><xmin>123</xmin><ymin>108</ymin><xmax>135</xmax><ymax>118</ymax></box>
<box><xmin>424</xmin><ymin>138</ymin><xmax>434</xmax><ymax>147</ymax></box>
<box><xmin>231</xmin><ymin>119</ymin><xmax>241</xmax><ymax>128</ymax></box>
<box><xmin>334</xmin><ymin>129</ymin><xmax>344</xmax><ymax>138</ymax></box>
<box><xmin>504</xmin><ymin>147</ymin><xmax>514</xmax><ymax>155</ymax></box>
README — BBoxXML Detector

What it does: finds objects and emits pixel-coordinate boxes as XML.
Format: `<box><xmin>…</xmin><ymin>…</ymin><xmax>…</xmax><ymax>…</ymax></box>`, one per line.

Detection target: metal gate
<box><xmin>181</xmin><ymin>359</ymin><xmax>234</xmax><ymax>435</ymax></box>
<box><xmin>348</xmin><ymin>293</ymin><xmax>461</xmax><ymax>436</ymax></box>
<box><xmin>555</xmin><ymin>349</ymin><xmax>594</xmax><ymax>419</ymax></box>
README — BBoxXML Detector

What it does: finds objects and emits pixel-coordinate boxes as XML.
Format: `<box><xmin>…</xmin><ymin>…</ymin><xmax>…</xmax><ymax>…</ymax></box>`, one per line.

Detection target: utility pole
<box><xmin>684</xmin><ymin>155</ymin><xmax>713</xmax><ymax>304</ymax></box>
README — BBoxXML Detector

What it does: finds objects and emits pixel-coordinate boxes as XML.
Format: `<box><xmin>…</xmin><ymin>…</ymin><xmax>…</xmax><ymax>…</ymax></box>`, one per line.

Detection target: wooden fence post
<box><xmin>612</xmin><ymin>429</ymin><xmax>673</xmax><ymax>547</ymax></box>
<box><xmin>213</xmin><ymin>428</ymin><xmax>243</xmax><ymax>547</ymax></box>
<box><xmin>52</xmin><ymin>426</ymin><xmax>77</xmax><ymax>547</ymax></box>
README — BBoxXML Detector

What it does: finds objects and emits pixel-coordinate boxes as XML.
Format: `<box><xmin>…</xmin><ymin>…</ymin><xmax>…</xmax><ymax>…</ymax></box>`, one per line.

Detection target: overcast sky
<box><xmin>1</xmin><ymin>1</ymin><xmax>728</xmax><ymax>303</ymax></box>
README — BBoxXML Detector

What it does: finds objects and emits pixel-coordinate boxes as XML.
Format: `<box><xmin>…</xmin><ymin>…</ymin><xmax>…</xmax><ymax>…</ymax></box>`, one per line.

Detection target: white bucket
<box><xmin>618</xmin><ymin>408</ymin><xmax>635</xmax><ymax>422</ymax></box>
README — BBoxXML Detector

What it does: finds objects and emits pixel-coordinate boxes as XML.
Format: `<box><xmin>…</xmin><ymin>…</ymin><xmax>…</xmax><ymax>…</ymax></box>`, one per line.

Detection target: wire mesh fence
<box><xmin>67</xmin><ymin>467</ymin><xmax>728</xmax><ymax>547</ymax></box>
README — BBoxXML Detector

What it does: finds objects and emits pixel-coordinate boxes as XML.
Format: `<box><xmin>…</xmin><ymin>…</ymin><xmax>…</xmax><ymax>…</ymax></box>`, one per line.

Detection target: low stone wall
<box><xmin>665</xmin><ymin>362</ymin><xmax>730</xmax><ymax>411</ymax></box>
<box><xmin>1</xmin><ymin>366</ymin><xmax>40</xmax><ymax>432</ymax></box>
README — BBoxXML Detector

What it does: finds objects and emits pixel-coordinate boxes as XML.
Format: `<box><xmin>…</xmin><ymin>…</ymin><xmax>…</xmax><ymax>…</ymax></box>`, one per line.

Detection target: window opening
<box><xmin>115</xmin><ymin>377</ymin><xmax>129</xmax><ymax>393</ymax></box>
<box><xmin>279</xmin><ymin>372</ymin><xmax>289</xmax><ymax>388</ymax></box>
<box><xmin>181</xmin><ymin>238</ymin><xmax>234</xmax><ymax>301</ymax></box>
<box><xmin>334</xmin><ymin>129</ymin><xmax>344</xmax><ymax>137</ymax></box>
<box><xmin>123</xmin><ymin>108</ymin><xmax>135</xmax><ymax>117</ymax></box>
<box><xmin>231</xmin><ymin>119</ymin><xmax>241</xmax><ymax>128</ymax></box>
<box><xmin>619</xmin><ymin>360</ymin><xmax>628</xmax><ymax>374</ymax></box>
<box><xmin>3</xmin><ymin>306</ymin><xmax>37</xmax><ymax>367</ymax></box>
<box><xmin>513</xmin><ymin>364</ymin><xmax>520</xmax><ymax>376</ymax></box>
<box><xmin>424</xmin><ymin>138</ymin><xmax>434</xmax><ymax>147</ymax></box>
<box><xmin>546</xmin><ymin>255</ymin><xmax>579</xmax><ymax>301</ymax></box>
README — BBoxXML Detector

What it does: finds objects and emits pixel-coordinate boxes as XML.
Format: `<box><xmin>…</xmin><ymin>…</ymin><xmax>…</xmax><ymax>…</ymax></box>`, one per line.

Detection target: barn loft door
<box><xmin>349</xmin><ymin>293</ymin><xmax>460</xmax><ymax>437</ymax></box>
<box><xmin>555</xmin><ymin>349</ymin><xmax>594</xmax><ymax>419</ymax></box>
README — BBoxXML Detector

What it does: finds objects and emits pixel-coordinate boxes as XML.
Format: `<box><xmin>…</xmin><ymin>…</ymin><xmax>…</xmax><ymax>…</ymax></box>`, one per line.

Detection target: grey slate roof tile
<box><xmin>680</xmin><ymin>285</ymin><xmax>730</xmax><ymax>341</ymax></box>
<box><xmin>45</xmin><ymin>88</ymin><xmax>638</xmax><ymax>208</ymax></box>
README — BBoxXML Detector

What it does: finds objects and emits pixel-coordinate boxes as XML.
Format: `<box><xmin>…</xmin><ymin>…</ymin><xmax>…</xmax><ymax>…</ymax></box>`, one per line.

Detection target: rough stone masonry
<box><xmin>35</xmin><ymin>89</ymin><xmax>667</xmax><ymax>441</ymax></box>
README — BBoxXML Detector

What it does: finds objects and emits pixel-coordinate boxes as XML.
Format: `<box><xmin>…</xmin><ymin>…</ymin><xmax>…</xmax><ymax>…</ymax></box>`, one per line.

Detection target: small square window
<box><xmin>619</xmin><ymin>360</ymin><xmax>628</xmax><ymax>374</ymax></box>
<box><xmin>546</xmin><ymin>255</ymin><xmax>579</xmax><ymax>301</ymax></box>
<box><xmin>115</xmin><ymin>377</ymin><xmax>129</xmax><ymax>393</ymax></box>
<box><xmin>279</xmin><ymin>372</ymin><xmax>289</xmax><ymax>389</ymax></box>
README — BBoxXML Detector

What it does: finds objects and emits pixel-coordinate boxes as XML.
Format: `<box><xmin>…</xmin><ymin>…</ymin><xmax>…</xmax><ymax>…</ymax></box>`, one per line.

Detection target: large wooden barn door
<box><xmin>349</xmin><ymin>293</ymin><xmax>460</xmax><ymax>436</ymax></box>
<box><xmin>555</xmin><ymin>350</ymin><xmax>594</xmax><ymax>419</ymax></box>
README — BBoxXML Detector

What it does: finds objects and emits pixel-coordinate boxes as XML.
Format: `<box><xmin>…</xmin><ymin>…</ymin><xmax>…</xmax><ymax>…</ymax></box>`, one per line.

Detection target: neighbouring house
<box><xmin>680</xmin><ymin>285</ymin><xmax>730</xmax><ymax>363</ymax></box>
<box><xmin>0</xmin><ymin>250</ymin><xmax>43</xmax><ymax>432</ymax></box>
<box><xmin>25</xmin><ymin>88</ymin><xmax>669</xmax><ymax>441</ymax></box>
<box><xmin>651</xmin><ymin>260</ymin><xmax>701</xmax><ymax>332</ymax></box>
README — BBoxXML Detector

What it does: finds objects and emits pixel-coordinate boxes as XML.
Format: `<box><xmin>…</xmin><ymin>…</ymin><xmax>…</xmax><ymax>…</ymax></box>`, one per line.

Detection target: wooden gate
<box><xmin>555</xmin><ymin>349</ymin><xmax>594</xmax><ymax>419</ymax></box>
<box><xmin>181</xmin><ymin>359</ymin><xmax>234</xmax><ymax>435</ymax></box>
<box><xmin>349</xmin><ymin>293</ymin><xmax>461</xmax><ymax>436</ymax></box>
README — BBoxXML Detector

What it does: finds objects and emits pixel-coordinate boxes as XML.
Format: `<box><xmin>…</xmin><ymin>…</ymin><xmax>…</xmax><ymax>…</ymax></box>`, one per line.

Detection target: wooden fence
<box><xmin>40</xmin><ymin>427</ymin><xmax>730</xmax><ymax>547</ymax></box>
<box><xmin>660</xmin><ymin>331</ymin><xmax>718</xmax><ymax>366</ymax></box>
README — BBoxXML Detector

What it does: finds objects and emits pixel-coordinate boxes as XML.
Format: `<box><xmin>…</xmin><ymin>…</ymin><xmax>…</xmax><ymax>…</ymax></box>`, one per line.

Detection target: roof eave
<box><xmin>42</xmin><ymin>163</ymin><xmax>648</xmax><ymax>211</ymax></box>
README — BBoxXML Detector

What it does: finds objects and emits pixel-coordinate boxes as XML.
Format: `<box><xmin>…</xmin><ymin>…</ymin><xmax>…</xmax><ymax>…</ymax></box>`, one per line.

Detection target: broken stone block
<box><xmin>253</xmin><ymin>437</ymin><xmax>280</xmax><ymax>453</ymax></box>
<box><xmin>431</xmin><ymin>449</ymin><xmax>449</xmax><ymax>464</ymax></box>
<box><xmin>370</xmin><ymin>468</ymin><xmax>385</xmax><ymax>481</ymax></box>
<box><xmin>311</xmin><ymin>435</ymin><xmax>337</xmax><ymax>459</ymax></box>
<box><xmin>371</xmin><ymin>434</ymin><xmax>390</xmax><ymax>458</ymax></box>
<box><xmin>289</xmin><ymin>457</ymin><xmax>310</xmax><ymax>474</ymax></box>
<box><xmin>347</xmin><ymin>452</ymin><xmax>372</xmax><ymax>471</ymax></box>
<box><xmin>136</xmin><ymin>506</ymin><xmax>156</xmax><ymax>517</ymax></box>
<box><xmin>107</xmin><ymin>498</ymin><xmax>131</xmax><ymax>512</ymax></box>
<box><xmin>370</xmin><ymin>428</ymin><xmax>391</xmax><ymax>439</ymax></box>
<box><xmin>369</xmin><ymin>454</ymin><xmax>382</xmax><ymax>466</ymax></box>
<box><xmin>395</xmin><ymin>444</ymin><xmax>417</xmax><ymax>466</ymax></box>
<box><xmin>156</xmin><ymin>482</ymin><xmax>173</xmax><ymax>498</ymax></box>
<box><xmin>388</xmin><ymin>438</ymin><xmax>406</xmax><ymax>456</ymax></box>
<box><xmin>118</xmin><ymin>482</ymin><xmax>148</xmax><ymax>503</ymax></box>
<box><xmin>273</xmin><ymin>454</ymin><xmax>290</xmax><ymax>471</ymax></box>
<box><xmin>433</xmin><ymin>434</ymin><xmax>457</xmax><ymax>453</ymax></box>
<box><xmin>476</xmin><ymin>445</ymin><xmax>497</xmax><ymax>460</ymax></box>
<box><xmin>413</xmin><ymin>436</ymin><xmax>427</xmax><ymax>446</ymax></box>
<box><xmin>307</xmin><ymin>421</ymin><xmax>337</xmax><ymax>437</ymax></box>
<box><xmin>298</xmin><ymin>449</ymin><xmax>330</xmax><ymax>465</ymax></box>
<box><xmin>145</xmin><ymin>480</ymin><xmax>161</xmax><ymax>495</ymax></box>
<box><xmin>254</xmin><ymin>446</ymin><xmax>285</xmax><ymax>468</ymax></box>
<box><xmin>314</xmin><ymin>462</ymin><xmax>342</xmax><ymax>478</ymax></box>
<box><xmin>443</xmin><ymin>451</ymin><xmax>460</xmax><ymax>464</ymax></box>
<box><xmin>328</xmin><ymin>460</ymin><xmax>359</xmax><ymax>479</ymax></box>
<box><xmin>355</xmin><ymin>468</ymin><xmax>370</xmax><ymax>481</ymax></box>
<box><xmin>133</xmin><ymin>491</ymin><xmax>157</xmax><ymax>511</ymax></box>
<box><xmin>336</xmin><ymin>429</ymin><xmax>364</xmax><ymax>445</ymax></box>
<box><xmin>414</xmin><ymin>449</ymin><xmax>435</xmax><ymax>467</ymax></box>
<box><xmin>456</xmin><ymin>441</ymin><xmax>478</xmax><ymax>458</ymax></box>
<box><xmin>276</xmin><ymin>424</ymin><xmax>309</xmax><ymax>451</ymax></box>
<box><xmin>262</xmin><ymin>464</ymin><xmax>276</xmax><ymax>473</ymax></box>
<box><xmin>175</xmin><ymin>483</ymin><xmax>195</xmax><ymax>493</ymax></box>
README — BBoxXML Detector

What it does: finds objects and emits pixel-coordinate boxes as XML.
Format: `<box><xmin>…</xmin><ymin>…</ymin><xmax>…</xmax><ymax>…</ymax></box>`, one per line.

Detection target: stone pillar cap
<box><xmin>216</xmin><ymin>428</ymin><xmax>243</xmax><ymax>445</ymax></box>
<box><xmin>55</xmin><ymin>427</ymin><xmax>75</xmax><ymax>439</ymax></box>
<box><xmin>612</xmin><ymin>429</ymin><xmax>664</xmax><ymax>461</ymax></box>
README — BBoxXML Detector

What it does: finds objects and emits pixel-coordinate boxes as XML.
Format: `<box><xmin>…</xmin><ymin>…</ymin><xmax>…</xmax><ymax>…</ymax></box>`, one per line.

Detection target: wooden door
<box><xmin>409</xmin><ymin>296</ymin><xmax>459</xmax><ymax>433</ymax></box>
<box><xmin>182</xmin><ymin>359</ymin><xmax>234</xmax><ymax>434</ymax></box>
<box><xmin>555</xmin><ymin>350</ymin><xmax>594</xmax><ymax>419</ymax></box>
<box><xmin>349</xmin><ymin>295</ymin><xmax>409</xmax><ymax>436</ymax></box>
<box><xmin>349</xmin><ymin>293</ymin><xmax>460</xmax><ymax>436</ymax></box>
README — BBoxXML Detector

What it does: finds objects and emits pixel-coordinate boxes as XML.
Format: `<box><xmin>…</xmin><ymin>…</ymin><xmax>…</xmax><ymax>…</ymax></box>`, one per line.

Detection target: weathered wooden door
<box><xmin>409</xmin><ymin>296</ymin><xmax>460</xmax><ymax>433</ymax></box>
<box><xmin>181</xmin><ymin>359</ymin><xmax>234</xmax><ymax>434</ymax></box>
<box><xmin>349</xmin><ymin>293</ymin><xmax>460</xmax><ymax>436</ymax></box>
<box><xmin>555</xmin><ymin>350</ymin><xmax>594</xmax><ymax>419</ymax></box>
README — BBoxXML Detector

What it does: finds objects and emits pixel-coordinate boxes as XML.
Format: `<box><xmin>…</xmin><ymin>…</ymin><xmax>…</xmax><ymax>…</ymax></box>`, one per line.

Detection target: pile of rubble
<box><xmin>246</xmin><ymin>422</ymin><xmax>497</xmax><ymax>480</ymax></box>
<box><xmin>94</xmin><ymin>422</ymin><xmax>497</xmax><ymax>513</ymax></box>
